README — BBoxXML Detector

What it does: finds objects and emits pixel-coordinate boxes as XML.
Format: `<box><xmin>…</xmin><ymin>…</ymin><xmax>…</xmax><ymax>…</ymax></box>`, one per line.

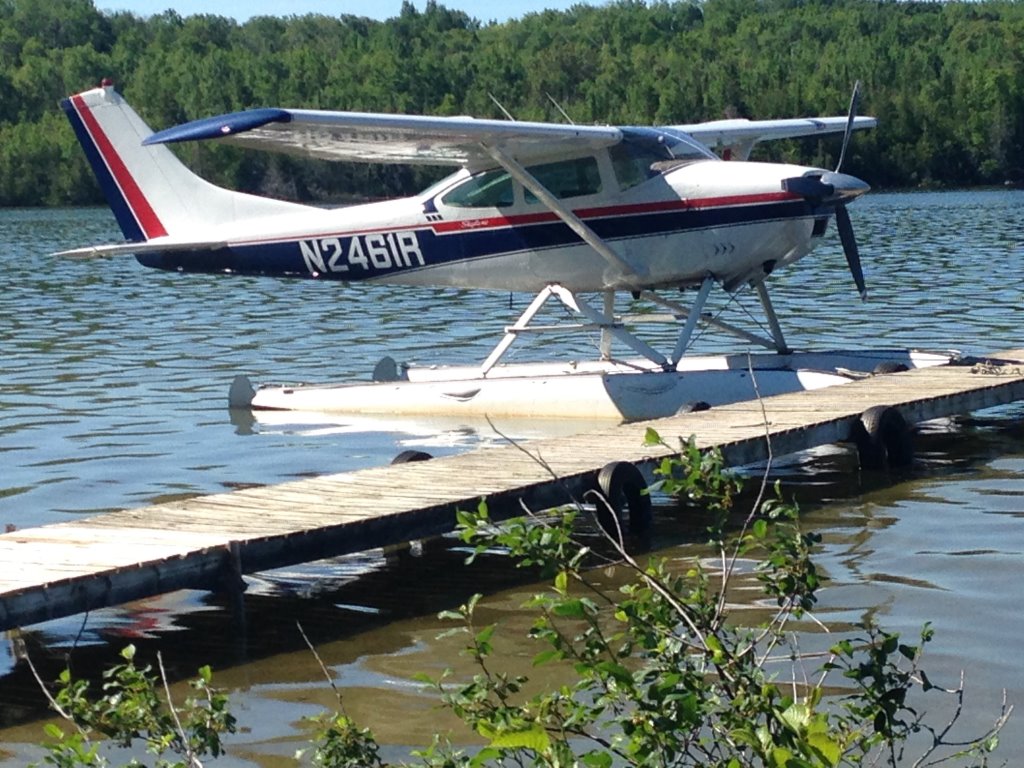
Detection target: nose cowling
<box><xmin>781</xmin><ymin>169</ymin><xmax>870</xmax><ymax>301</ymax></box>
<box><xmin>821</xmin><ymin>170</ymin><xmax>870</xmax><ymax>202</ymax></box>
<box><xmin>782</xmin><ymin>170</ymin><xmax>870</xmax><ymax>204</ymax></box>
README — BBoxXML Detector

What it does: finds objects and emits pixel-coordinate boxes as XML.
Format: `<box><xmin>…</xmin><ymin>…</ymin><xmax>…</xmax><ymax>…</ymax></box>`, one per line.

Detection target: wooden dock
<box><xmin>3</xmin><ymin>351</ymin><xmax>1024</xmax><ymax>632</ymax></box>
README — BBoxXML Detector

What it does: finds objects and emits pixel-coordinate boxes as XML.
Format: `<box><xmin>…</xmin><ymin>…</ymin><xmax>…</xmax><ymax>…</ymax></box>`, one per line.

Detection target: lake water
<box><xmin>1</xmin><ymin>191</ymin><xmax>1023</xmax><ymax>763</ymax></box>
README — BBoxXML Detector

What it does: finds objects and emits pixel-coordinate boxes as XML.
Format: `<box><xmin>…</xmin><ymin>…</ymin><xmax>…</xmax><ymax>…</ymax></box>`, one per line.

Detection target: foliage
<box><xmin>385</xmin><ymin>431</ymin><xmax>1007</xmax><ymax>766</ymax></box>
<box><xmin>1</xmin><ymin>0</ymin><xmax>1024</xmax><ymax>206</ymax></box>
<box><xmin>34</xmin><ymin>433</ymin><xmax>1009</xmax><ymax>766</ymax></box>
<box><xmin>33</xmin><ymin>644</ymin><xmax>235</xmax><ymax>768</ymax></box>
<box><xmin>301</xmin><ymin>712</ymin><xmax>383</xmax><ymax>768</ymax></box>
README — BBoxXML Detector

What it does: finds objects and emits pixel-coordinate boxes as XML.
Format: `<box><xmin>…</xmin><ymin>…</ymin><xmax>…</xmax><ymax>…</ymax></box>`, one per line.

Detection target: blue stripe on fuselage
<box><xmin>135</xmin><ymin>198</ymin><xmax>813</xmax><ymax>279</ymax></box>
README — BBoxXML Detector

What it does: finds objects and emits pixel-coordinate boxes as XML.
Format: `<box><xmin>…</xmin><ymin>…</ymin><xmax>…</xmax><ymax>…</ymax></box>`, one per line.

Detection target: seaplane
<box><xmin>58</xmin><ymin>80</ymin><xmax>951</xmax><ymax>424</ymax></box>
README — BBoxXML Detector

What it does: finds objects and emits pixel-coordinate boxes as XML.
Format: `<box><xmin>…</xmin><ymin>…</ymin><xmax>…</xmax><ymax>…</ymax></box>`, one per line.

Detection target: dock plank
<box><xmin>3</xmin><ymin>354</ymin><xmax>1024</xmax><ymax>631</ymax></box>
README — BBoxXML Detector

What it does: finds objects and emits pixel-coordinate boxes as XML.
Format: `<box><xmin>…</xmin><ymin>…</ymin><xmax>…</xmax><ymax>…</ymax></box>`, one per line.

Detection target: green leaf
<box><xmin>705</xmin><ymin>634</ymin><xmax>725</xmax><ymax>664</ymax></box>
<box><xmin>532</xmin><ymin>649</ymin><xmax>562</xmax><ymax>666</ymax></box>
<box><xmin>595</xmin><ymin>661</ymin><xmax>634</xmax><ymax>686</ymax></box>
<box><xmin>779</xmin><ymin>701</ymin><xmax>811</xmax><ymax>733</ymax></box>
<box><xmin>920</xmin><ymin>669</ymin><xmax>933</xmax><ymax>691</ymax></box>
<box><xmin>475</xmin><ymin>624</ymin><xmax>495</xmax><ymax>645</ymax></box>
<box><xmin>807</xmin><ymin>731</ymin><xmax>842</xmax><ymax>766</ymax></box>
<box><xmin>552</xmin><ymin>599</ymin><xmax>586</xmax><ymax>618</ymax></box>
<box><xmin>830</xmin><ymin>639</ymin><xmax>854</xmax><ymax>657</ymax></box>
<box><xmin>881</xmin><ymin>634</ymin><xmax>899</xmax><ymax>654</ymax></box>
<box><xmin>487</xmin><ymin>725</ymin><xmax>551</xmax><ymax>751</ymax></box>
<box><xmin>470</xmin><ymin>747</ymin><xmax>503</xmax><ymax>766</ymax></box>
<box><xmin>583</xmin><ymin>751</ymin><xmax>614</xmax><ymax>767</ymax></box>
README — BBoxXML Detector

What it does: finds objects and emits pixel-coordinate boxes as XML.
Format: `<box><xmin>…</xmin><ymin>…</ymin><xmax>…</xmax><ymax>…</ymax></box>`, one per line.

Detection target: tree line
<box><xmin>1</xmin><ymin>0</ymin><xmax>1022</xmax><ymax>206</ymax></box>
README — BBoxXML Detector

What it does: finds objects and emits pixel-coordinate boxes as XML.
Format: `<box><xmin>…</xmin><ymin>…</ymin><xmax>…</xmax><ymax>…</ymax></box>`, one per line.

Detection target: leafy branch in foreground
<box><xmin>411</xmin><ymin>431</ymin><xmax>1011</xmax><ymax>767</ymax></box>
<box><xmin>31</xmin><ymin>644</ymin><xmax>235</xmax><ymax>768</ymax></box>
<box><xmin>32</xmin><ymin>432</ymin><xmax>1011</xmax><ymax>767</ymax></box>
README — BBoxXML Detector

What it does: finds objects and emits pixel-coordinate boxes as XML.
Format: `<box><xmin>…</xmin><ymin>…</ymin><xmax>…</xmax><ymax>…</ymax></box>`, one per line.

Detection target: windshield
<box><xmin>620</xmin><ymin>127</ymin><xmax>718</xmax><ymax>163</ymax></box>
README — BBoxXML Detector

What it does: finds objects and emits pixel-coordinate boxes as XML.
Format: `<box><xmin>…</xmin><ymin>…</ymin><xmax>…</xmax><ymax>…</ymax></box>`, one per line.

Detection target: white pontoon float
<box><xmin>230</xmin><ymin>349</ymin><xmax>956</xmax><ymax>423</ymax></box>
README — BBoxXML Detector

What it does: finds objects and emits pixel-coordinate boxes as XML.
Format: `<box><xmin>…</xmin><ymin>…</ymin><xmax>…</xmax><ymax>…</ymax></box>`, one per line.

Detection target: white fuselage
<box><xmin>155</xmin><ymin>155</ymin><xmax>830</xmax><ymax>293</ymax></box>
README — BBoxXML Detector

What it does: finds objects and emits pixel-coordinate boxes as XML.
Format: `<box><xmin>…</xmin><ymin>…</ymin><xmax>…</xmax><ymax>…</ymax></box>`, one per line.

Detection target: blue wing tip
<box><xmin>144</xmin><ymin>108</ymin><xmax>292</xmax><ymax>145</ymax></box>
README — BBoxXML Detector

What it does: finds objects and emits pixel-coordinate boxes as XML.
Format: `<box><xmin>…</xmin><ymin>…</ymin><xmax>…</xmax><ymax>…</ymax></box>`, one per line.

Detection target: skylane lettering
<box><xmin>299</xmin><ymin>231</ymin><xmax>425</xmax><ymax>275</ymax></box>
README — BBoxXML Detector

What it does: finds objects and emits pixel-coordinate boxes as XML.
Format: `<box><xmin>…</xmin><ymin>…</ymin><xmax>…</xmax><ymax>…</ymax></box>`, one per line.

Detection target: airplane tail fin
<box><xmin>61</xmin><ymin>81</ymin><xmax>307</xmax><ymax>243</ymax></box>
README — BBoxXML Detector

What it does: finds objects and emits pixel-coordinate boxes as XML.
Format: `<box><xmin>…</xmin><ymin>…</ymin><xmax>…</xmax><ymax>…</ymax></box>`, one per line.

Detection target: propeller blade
<box><xmin>835</xmin><ymin>204</ymin><xmax>867</xmax><ymax>300</ymax></box>
<box><xmin>835</xmin><ymin>80</ymin><xmax>862</xmax><ymax>173</ymax></box>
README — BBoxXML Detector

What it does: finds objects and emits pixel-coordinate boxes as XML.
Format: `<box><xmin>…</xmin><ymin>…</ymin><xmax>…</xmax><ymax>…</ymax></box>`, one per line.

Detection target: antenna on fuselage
<box><xmin>545</xmin><ymin>92</ymin><xmax>576</xmax><ymax>125</ymax></box>
<box><xmin>488</xmin><ymin>93</ymin><xmax>517</xmax><ymax>121</ymax></box>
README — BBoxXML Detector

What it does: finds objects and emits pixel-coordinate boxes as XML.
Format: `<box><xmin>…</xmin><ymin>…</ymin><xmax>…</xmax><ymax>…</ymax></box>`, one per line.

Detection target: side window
<box><xmin>524</xmin><ymin>157</ymin><xmax>602</xmax><ymax>203</ymax></box>
<box><xmin>440</xmin><ymin>168</ymin><xmax>513</xmax><ymax>208</ymax></box>
<box><xmin>609</xmin><ymin>142</ymin><xmax>660</xmax><ymax>191</ymax></box>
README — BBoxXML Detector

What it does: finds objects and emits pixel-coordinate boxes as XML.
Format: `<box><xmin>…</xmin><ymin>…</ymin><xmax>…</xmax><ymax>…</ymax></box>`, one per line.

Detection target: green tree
<box><xmin>5</xmin><ymin>0</ymin><xmax>1024</xmax><ymax>204</ymax></box>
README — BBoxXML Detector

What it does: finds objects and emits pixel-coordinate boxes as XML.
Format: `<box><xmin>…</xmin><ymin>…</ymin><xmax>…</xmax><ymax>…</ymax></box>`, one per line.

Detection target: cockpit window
<box><xmin>441</xmin><ymin>168</ymin><xmax>513</xmax><ymax>208</ymax></box>
<box><xmin>523</xmin><ymin>156</ymin><xmax>602</xmax><ymax>203</ymax></box>
<box><xmin>441</xmin><ymin>156</ymin><xmax>603</xmax><ymax>208</ymax></box>
<box><xmin>610</xmin><ymin>142</ymin><xmax>664</xmax><ymax>191</ymax></box>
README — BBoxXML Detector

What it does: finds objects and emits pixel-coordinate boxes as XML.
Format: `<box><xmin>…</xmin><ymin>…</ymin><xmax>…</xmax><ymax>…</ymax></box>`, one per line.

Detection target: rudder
<box><xmin>62</xmin><ymin>81</ymin><xmax>306</xmax><ymax>243</ymax></box>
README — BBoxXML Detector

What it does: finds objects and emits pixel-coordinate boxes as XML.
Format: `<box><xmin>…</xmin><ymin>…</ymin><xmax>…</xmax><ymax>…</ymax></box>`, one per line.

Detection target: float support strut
<box><xmin>671</xmin><ymin>277</ymin><xmax>714</xmax><ymax>365</ymax></box>
<box><xmin>600</xmin><ymin>291</ymin><xmax>615</xmax><ymax>359</ymax></box>
<box><xmin>754</xmin><ymin>281</ymin><xmax>790</xmax><ymax>353</ymax></box>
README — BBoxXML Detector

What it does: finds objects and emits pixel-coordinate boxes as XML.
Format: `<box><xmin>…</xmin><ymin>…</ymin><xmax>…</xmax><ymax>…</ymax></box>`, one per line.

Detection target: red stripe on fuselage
<box><xmin>429</xmin><ymin>192</ymin><xmax>798</xmax><ymax>234</ymax></box>
<box><xmin>71</xmin><ymin>94</ymin><xmax>167</xmax><ymax>239</ymax></box>
<box><xmin>228</xmin><ymin>190</ymin><xmax>802</xmax><ymax>247</ymax></box>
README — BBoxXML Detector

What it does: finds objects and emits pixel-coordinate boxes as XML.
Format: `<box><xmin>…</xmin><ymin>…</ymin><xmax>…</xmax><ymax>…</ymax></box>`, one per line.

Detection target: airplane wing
<box><xmin>144</xmin><ymin>104</ymin><xmax>875</xmax><ymax>167</ymax></box>
<box><xmin>144</xmin><ymin>108</ymin><xmax>624</xmax><ymax>168</ymax></box>
<box><xmin>671</xmin><ymin>116</ymin><xmax>878</xmax><ymax>161</ymax></box>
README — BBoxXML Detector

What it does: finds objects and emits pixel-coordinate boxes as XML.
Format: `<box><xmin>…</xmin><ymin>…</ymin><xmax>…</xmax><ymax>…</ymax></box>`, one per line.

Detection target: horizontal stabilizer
<box><xmin>54</xmin><ymin>237</ymin><xmax>227</xmax><ymax>258</ymax></box>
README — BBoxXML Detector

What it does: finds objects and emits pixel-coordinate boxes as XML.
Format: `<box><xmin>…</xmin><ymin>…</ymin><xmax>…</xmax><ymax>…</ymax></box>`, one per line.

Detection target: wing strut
<box><xmin>482</xmin><ymin>144</ymin><xmax>644</xmax><ymax>287</ymax></box>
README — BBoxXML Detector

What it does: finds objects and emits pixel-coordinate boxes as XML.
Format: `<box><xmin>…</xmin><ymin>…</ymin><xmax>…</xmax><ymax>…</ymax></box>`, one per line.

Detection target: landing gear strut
<box><xmin>479</xmin><ymin>279</ymin><xmax>792</xmax><ymax>376</ymax></box>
